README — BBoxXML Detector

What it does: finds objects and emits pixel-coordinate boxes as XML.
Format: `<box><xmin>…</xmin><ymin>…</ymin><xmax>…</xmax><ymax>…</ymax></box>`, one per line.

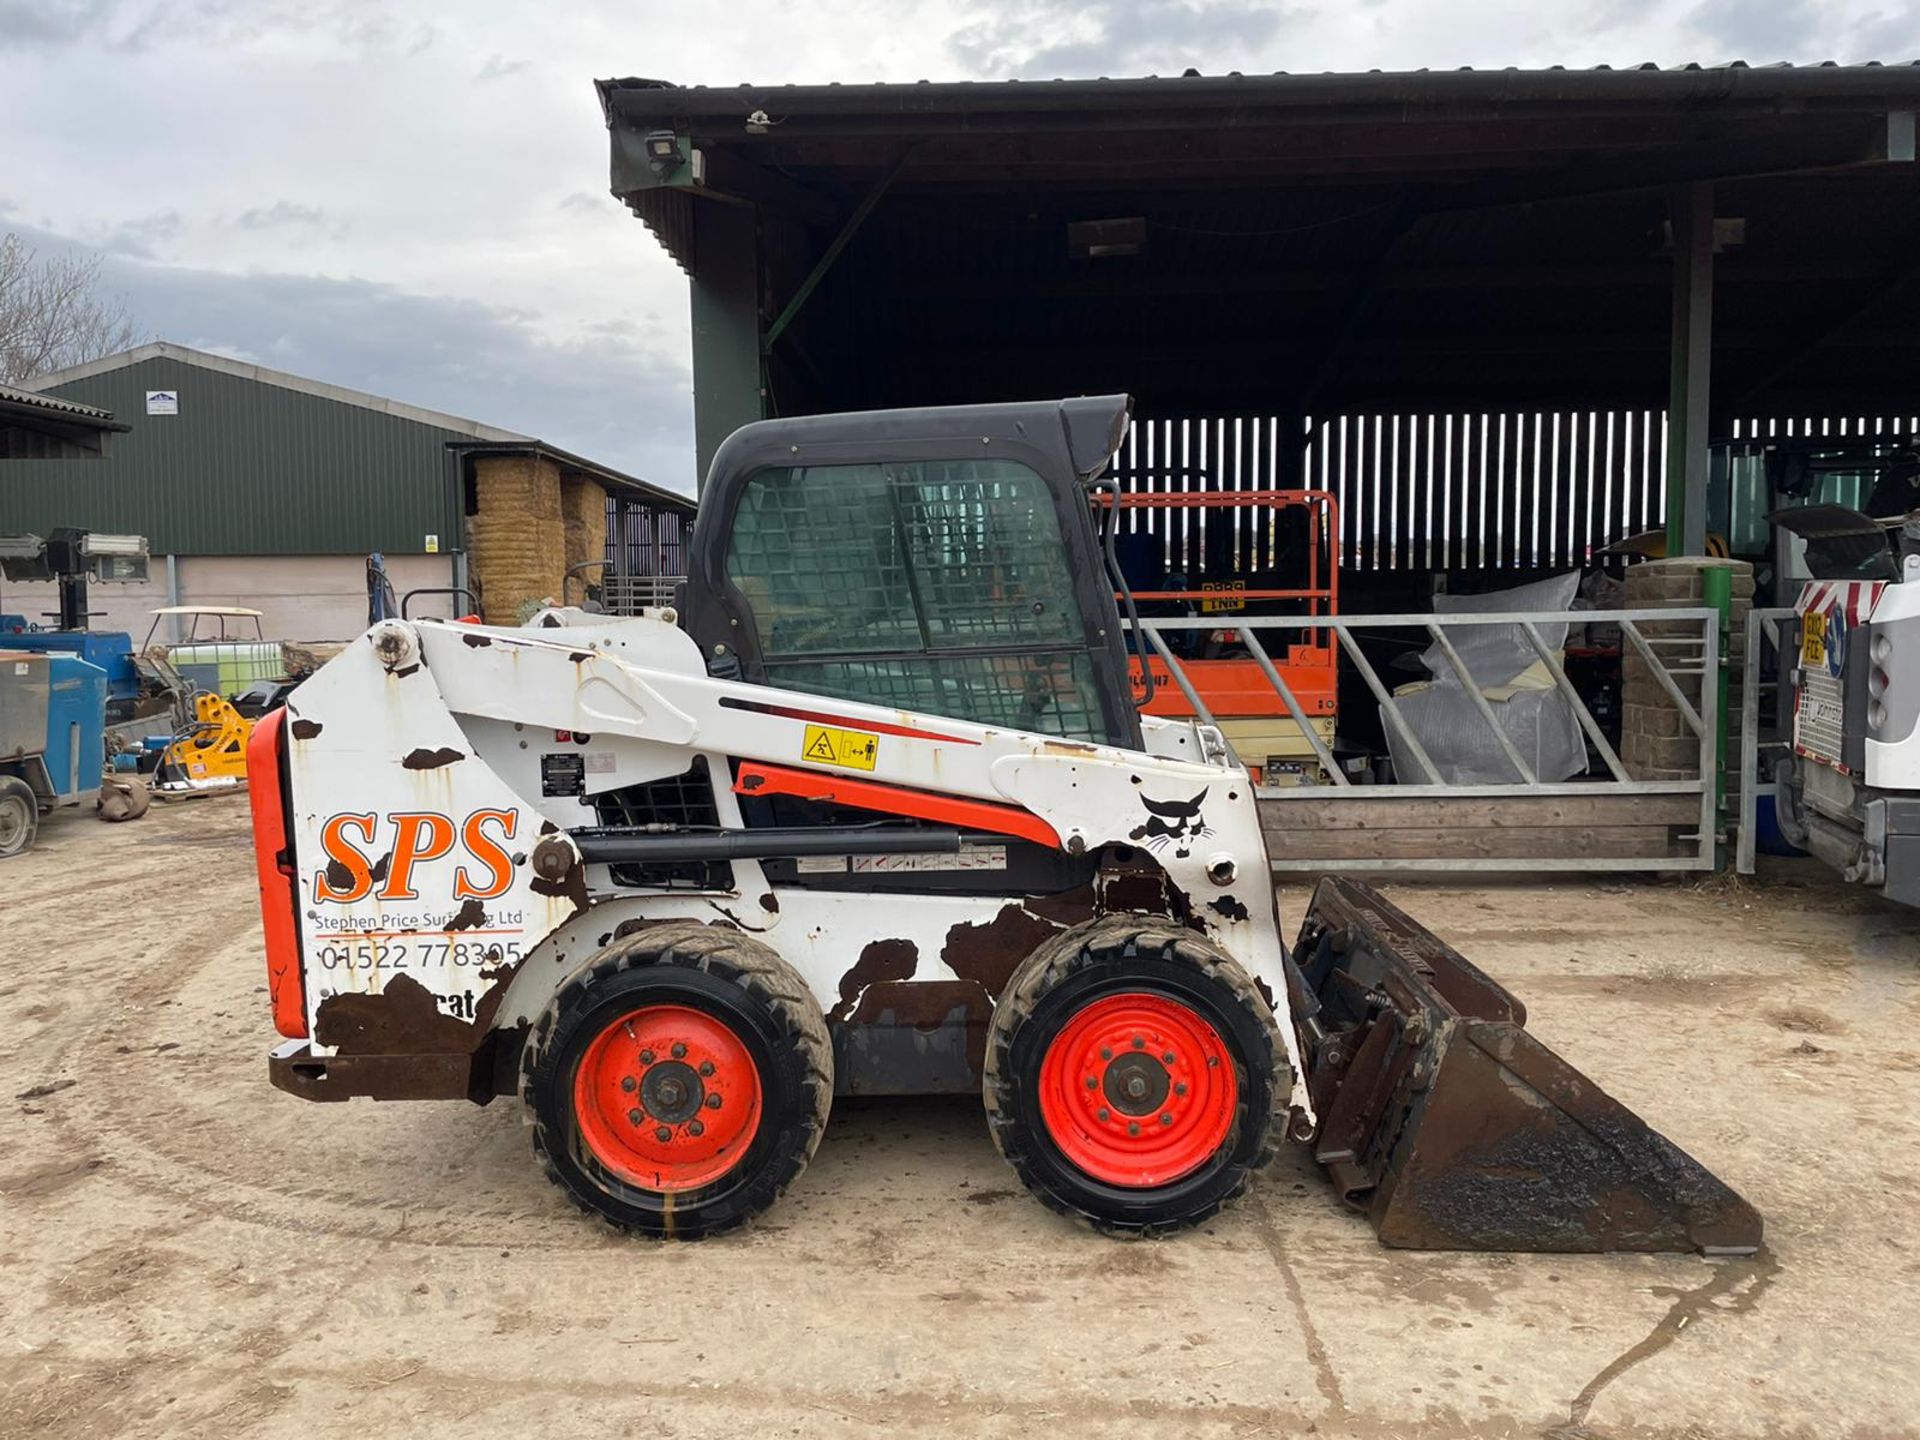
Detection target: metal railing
<box><xmin>1736</xmin><ymin>606</ymin><xmax>1801</xmax><ymax>875</ymax></box>
<box><xmin>1132</xmin><ymin>607</ymin><xmax>1720</xmax><ymax>872</ymax></box>
<box><xmin>597</xmin><ymin>573</ymin><xmax>686</xmax><ymax>615</ymax></box>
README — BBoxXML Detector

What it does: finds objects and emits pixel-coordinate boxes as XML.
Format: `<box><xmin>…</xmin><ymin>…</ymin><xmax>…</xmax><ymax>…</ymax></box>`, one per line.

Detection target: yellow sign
<box><xmin>1200</xmin><ymin>580</ymin><xmax>1246</xmax><ymax>614</ymax></box>
<box><xmin>1802</xmin><ymin>611</ymin><xmax>1827</xmax><ymax>667</ymax></box>
<box><xmin>802</xmin><ymin>723</ymin><xmax>879</xmax><ymax>771</ymax></box>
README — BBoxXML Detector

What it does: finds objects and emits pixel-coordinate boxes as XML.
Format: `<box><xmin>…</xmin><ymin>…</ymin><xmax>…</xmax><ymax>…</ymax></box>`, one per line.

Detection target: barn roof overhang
<box><xmin>597</xmin><ymin>64</ymin><xmax>1920</xmax><ymax>424</ymax></box>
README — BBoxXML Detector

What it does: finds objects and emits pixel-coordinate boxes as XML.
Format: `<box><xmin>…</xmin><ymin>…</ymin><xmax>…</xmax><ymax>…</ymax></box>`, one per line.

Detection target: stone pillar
<box><xmin>1622</xmin><ymin>557</ymin><xmax>1753</xmax><ymax>791</ymax></box>
<box><xmin>467</xmin><ymin>453</ymin><xmax>566</xmax><ymax>624</ymax></box>
<box><xmin>560</xmin><ymin>476</ymin><xmax>610</xmax><ymax>607</ymax></box>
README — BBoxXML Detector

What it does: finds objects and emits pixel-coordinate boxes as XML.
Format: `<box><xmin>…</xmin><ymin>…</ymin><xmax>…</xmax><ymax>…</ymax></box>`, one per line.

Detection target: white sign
<box><xmin>145</xmin><ymin>390</ymin><xmax>178</xmax><ymax>416</ymax></box>
<box><xmin>424</xmin><ymin>533</ymin><xmax>440</xmax><ymax>553</ymax></box>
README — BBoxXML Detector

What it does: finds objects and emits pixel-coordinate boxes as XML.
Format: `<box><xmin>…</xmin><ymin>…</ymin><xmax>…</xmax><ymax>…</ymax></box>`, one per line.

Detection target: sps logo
<box><xmin>312</xmin><ymin>809</ymin><xmax>520</xmax><ymax>905</ymax></box>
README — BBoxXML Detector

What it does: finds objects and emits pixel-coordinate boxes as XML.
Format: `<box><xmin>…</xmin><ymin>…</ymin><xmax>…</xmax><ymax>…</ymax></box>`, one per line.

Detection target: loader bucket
<box><xmin>1286</xmin><ymin>877</ymin><xmax>1762</xmax><ymax>1254</ymax></box>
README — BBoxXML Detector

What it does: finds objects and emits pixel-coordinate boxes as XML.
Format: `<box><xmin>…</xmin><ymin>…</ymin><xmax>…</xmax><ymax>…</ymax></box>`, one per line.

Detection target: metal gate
<box><xmin>1135</xmin><ymin>607</ymin><xmax>1720</xmax><ymax>873</ymax></box>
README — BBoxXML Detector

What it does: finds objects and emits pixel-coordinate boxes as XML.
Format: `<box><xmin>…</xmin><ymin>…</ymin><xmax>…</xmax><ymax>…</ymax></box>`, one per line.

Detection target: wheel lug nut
<box><xmin>705</xmin><ymin>1093</ymin><xmax>722</xmax><ymax>1109</ymax></box>
<box><xmin>639</xmin><ymin>1049</ymin><xmax>655</xmax><ymax>1065</ymax></box>
<box><xmin>1127</xmin><ymin>1121</ymin><xmax>1141</xmax><ymax>1136</ymax></box>
<box><xmin>621</xmin><ymin>1075</ymin><xmax>637</xmax><ymax>1093</ymax></box>
<box><xmin>699</xmin><ymin>1060</ymin><xmax>715</xmax><ymax>1077</ymax></box>
<box><xmin>655</xmin><ymin>1126</ymin><xmax>672</xmax><ymax>1143</ymax></box>
<box><xmin>627</xmin><ymin>1108</ymin><xmax>642</xmax><ymax>1125</ymax></box>
<box><xmin>1162</xmin><ymin>1051</ymin><xmax>1176</xmax><ymax>1065</ymax></box>
<box><xmin>1132</xmin><ymin>1036</ymin><xmax>1145</xmax><ymax>1049</ymax></box>
<box><xmin>689</xmin><ymin>1119</ymin><xmax>705</xmax><ymax>1137</ymax></box>
<box><xmin>1175</xmin><ymin>1082</ymin><xmax>1188</xmax><ymax>1096</ymax></box>
<box><xmin>1100</xmin><ymin>1047</ymin><xmax>1112</xmax><ymax>1060</ymax></box>
<box><xmin>671</xmin><ymin>1042</ymin><xmax>687</xmax><ymax>1059</ymax></box>
<box><xmin>1096</xmin><ymin>1107</ymin><xmax>1110</xmax><ymax>1122</ymax></box>
<box><xmin>1084</xmin><ymin>1076</ymin><xmax>1098</xmax><ymax>1089</ymax></box>
<box><xmin>1160</xmin><ymin>1112</ymin><xmax>1174</xmax><ymax>1126</ymax></box>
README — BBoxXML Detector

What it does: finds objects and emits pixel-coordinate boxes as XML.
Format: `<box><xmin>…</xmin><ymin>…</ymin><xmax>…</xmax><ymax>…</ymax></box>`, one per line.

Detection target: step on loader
<box><xmin>248</xmin><ymin>396</ymin><xmax>1761</xmax><ymax>1249</ymax></box>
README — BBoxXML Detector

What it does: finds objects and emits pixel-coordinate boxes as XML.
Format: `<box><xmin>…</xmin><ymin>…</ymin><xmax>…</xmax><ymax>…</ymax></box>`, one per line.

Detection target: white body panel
<box><xmin>279</xmin><ymin>612</ymin><xmax>1311</xmax><ymax>1117</ymax></box>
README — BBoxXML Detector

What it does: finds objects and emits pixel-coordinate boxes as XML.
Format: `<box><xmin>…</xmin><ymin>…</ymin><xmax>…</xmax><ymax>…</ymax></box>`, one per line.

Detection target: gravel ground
<box><xmin>2</xmin><ymin>796</ymin><xmax>1916</xmax><ymax>1439</ymax></box>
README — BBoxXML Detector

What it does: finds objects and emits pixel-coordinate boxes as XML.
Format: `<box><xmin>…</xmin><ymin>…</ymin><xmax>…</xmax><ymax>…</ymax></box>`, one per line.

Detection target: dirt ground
<box><xmin>2</xmin><ymin>797</ymin><xmax>1917</xmax><ymax>1440</ymax></box>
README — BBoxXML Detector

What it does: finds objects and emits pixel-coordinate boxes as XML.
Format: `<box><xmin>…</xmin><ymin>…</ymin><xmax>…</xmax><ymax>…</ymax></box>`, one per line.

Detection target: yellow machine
<box><xmin>157</xmin><ymin>691</ymin><xmax>254</xmax><ymax>792</ymax></box>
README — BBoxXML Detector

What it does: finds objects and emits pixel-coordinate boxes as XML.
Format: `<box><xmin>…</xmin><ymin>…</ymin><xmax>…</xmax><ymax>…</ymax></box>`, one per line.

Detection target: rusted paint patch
<box><xmin>1209</xmin><ymin>895</ymin><xmax>1250</xmax><ymax>923</ymax></box>
<box><xmin>1040</xmin><ymin>738</ymin><xmax>1099</xmax><ymax>756</ymax></box>
<box><xmin>530</xmin><ymin>859</ymin><xmax>590</xmax><ymax>918</ymax></box>
<box><xmin>461</xmin><ymin>633</ymin><xmax>492</xmax><ymax>648</ymax></box>
<box><xmin>446</xmin><ymin>898</ymin><xmax>488</xmax><ymax>932</ymax></box>
<box><xmin>389</xmin><ymin>662</ymin><xmax>421</xmax><ymax>679</ymax></box>
<box><xmin>568</xmin><ymin>650</ymin><xmax>594</xmax><ymax>663</ymax></box>
<box><xmin>1023</xmin><ymin>884</ymin><xmax>1098</xmax><ymax>927</ymax></box>
<box><xmin>289</xmin><ymin>718</ymin><xmax>322</xmax><ymax>740</ymax></box>
<box><xmin>314</xmin><ymin>970</ymin><xmax>517</xmax><ymax>1055</ymax></box>
<box><xmin>832</xmin><ymin>938</ymin><xmax>918</xmax><ymax>1022</ymax></box>
<box><xmin>758</xmin><ymin>891</ymin><xmax>780</xmax><ymax>914</ymax></box>
<box><xmin>401</xmin><ymin>746</ymin><xmax>465</xmax><ymax>770</ymax></box>
<box><xmin>941</xmin><ymin>904</ymin><xmax>1061</xmax><ymax>1000</ymax></box>
<box><xmin>322</xmin><ymin>856</ymin><xmax>355</xmax><ymax>895</ymax></box>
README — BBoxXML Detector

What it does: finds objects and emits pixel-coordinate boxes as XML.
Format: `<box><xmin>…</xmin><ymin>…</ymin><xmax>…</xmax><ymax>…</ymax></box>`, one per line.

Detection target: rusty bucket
<box><xmin>1286</xmin><ymin>877</ymin><xmax>1763</xmax><ymax>1254</ymax></box>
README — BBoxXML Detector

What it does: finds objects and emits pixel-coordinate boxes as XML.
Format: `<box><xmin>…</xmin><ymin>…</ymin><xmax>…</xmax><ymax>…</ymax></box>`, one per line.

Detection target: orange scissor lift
<box><xmin>1109</xmin><ymin>489</ymin><xmax>1339</xmax><ymax>784</ymax></box>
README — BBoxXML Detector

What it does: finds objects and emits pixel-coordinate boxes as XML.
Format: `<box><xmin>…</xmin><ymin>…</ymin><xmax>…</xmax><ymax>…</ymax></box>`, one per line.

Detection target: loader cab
<box><xmin>680</xmin><ymin>396</ymin><xmax>1145</xmax><ymax>749</ymax></box>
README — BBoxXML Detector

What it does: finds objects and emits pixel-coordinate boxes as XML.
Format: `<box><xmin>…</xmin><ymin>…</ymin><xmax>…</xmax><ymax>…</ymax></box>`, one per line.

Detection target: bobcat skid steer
<box><xmin>249</xmin><ymin>396</ymin><xmax>1760</xmax><ymax>1250</ymax></box>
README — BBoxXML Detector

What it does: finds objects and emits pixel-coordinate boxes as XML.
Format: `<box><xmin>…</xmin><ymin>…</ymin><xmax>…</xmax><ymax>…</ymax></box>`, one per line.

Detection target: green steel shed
<box><xmin>1</xmin><ymin>342</ymin><xmax>529</xmax><ymax>556</ymax></box>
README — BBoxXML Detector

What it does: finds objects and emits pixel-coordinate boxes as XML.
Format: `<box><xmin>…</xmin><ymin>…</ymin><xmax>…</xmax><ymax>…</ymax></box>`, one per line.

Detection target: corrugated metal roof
<box><xmin>600</xmin><ymin>61</ymin><xmax>1920</xmax><ymax>119</ymax></box>
<box><xmin>22</xmin><ymin>341</ymin><xmax>532</xmax><ymax>443</ymax></box>
<box><xmin>0</xmin><ymin>379</ymin><xmax>118</xmax><ymax>425</ymax></box>
<box><xmin>0</xmin><ymin>348</ymin><xmax>684</xmax><ymax>555</ymax></box>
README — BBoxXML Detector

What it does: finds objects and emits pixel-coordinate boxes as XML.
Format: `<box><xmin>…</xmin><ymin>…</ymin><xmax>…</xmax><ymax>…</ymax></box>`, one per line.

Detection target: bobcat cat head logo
<box><xmin>1129</xmin><ymin>788</ymin><xmax>1212</xmax><ymax>858</ymax></box>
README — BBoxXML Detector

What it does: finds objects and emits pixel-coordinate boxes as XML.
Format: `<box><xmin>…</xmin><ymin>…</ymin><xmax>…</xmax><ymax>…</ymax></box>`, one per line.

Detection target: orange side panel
<box><xmin>1140</xmin><ymin>655</ymin><xmax>1338</xmax><ymax>719</ymax></box>
<box><xmin>245</xmin><ymin>709</ymin><xmax>307</xmax><ymax>1039</ymax></box>
<box><xmin>734</xmin><ymin>762</ymin><xmax>1063</xmax><ymax>849</ymax></box>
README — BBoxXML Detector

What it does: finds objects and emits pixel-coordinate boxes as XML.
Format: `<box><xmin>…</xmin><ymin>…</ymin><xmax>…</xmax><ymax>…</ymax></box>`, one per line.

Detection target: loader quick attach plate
<box><xmin>1286</xmin><ymin>878</ymin><xmax>1763</xmax><ymax>1254</ymax></box>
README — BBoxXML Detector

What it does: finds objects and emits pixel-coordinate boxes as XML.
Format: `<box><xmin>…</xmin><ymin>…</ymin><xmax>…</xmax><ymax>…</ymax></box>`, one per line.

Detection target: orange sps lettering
<box><xmin>313</xmin><ymin>809</ymin><xmax>520</xmax><ymax>904</ymax></box>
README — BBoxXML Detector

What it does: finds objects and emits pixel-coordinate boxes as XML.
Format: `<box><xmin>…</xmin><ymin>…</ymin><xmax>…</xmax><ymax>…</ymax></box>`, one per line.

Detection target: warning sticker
<box><xmin>801</xmin><ymin>723</ymin><xmax>879</xmax><ymax>771</ymax></box>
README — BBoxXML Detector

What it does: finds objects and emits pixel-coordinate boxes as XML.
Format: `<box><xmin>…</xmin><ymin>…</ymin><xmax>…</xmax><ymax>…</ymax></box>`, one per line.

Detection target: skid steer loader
<box><xmin>248</xmin><ymin>396</ymin><xmax>1760</xmax><ymax>1250</ymax></box>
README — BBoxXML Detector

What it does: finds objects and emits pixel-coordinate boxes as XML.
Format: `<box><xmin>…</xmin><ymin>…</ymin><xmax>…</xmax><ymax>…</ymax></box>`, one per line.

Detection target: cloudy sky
<box><xmin>3</xmin><ymin>0</ymin><xmax>1914</xmax><ymax>491</ymax></box>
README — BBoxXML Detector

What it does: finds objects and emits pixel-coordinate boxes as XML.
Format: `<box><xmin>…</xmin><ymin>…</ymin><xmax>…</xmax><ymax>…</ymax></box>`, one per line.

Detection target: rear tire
<box><xmin>984</xmin><ymin>918</ymin><xmax>1287</xmax><ymax>1237</ymax></box>
<box><xmin>521</xmin><ymin>921</ymin><xmax>832</xmax><ymax>1239</ymax></box>
<box><xmin>0</xmin><ymin>777</ymin><xmax>39</xmax><ymax>858</ymax></box>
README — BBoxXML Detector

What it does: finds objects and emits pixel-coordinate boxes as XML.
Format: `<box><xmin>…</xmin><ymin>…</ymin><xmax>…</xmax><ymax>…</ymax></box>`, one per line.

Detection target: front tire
<box><xmin>984</xmin><ymin>919</ymin><xmax>1287</xmax><ymax>1237</ymax></box>
<box><xmin>521</xmin><ymin>921</ymin><xmax>832</xmax><ymax>1239</ymax></box>
<box><xmin>0</xmin><ymin>776</ymin><xmax>39</xmax><ymax>858</ymax></box>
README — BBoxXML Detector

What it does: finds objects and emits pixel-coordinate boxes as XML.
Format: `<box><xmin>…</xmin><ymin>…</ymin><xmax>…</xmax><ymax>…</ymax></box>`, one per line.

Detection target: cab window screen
<box><xmin>725</xmin><ymin>460</ymin><xmax>1103</xmax><ymax>739</ymax></box>
<box><xmin>726</xmin><ymin>460</ymin><xmax>1083</xmax><ymax>654</ymax></box>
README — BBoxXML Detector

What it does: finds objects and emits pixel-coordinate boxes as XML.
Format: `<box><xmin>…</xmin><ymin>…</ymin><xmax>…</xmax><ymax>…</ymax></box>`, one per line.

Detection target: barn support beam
<box><xmin>1665</xmin><ymin>182</ymin><xmax>1714</xmax><ymax>557</ymax></box>
<box><xmin>690</xmin><ymin>201</ymin><xmax>766</xmax><ymax>490</ymax></box>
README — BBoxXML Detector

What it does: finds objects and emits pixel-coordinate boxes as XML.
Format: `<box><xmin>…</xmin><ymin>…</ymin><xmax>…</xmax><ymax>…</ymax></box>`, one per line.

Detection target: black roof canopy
<box><xmin>600</xmin><ymin>64</ymin><xmax>1920</xmax><ymax>434</ymax></box>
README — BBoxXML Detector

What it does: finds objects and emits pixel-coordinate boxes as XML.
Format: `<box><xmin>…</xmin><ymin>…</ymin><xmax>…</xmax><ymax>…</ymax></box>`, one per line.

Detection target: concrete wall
<box><xmin>0</xmin><ymin>553</ymin><xmax>454</xmax><ymax>643</ymax></box>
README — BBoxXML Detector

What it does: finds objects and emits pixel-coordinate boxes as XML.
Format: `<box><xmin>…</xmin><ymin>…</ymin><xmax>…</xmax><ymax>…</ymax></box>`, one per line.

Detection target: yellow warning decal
<box><xmin>802</xmin><ymin>723</ymin><xmax>880</xmax><ymax>771</ymax></box>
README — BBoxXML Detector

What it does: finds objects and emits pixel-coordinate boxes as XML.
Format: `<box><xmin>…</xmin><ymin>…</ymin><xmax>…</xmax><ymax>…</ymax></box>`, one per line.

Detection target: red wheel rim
<box><xmin>1036</xmin><ymin>992</ymin><xmax>1239</xmax><ymax>1187</ymax></box>
<box><xmin>572</xmin><ymin>1004</ymin><xmax>763</xmax><ymax>1193</ymax></box>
